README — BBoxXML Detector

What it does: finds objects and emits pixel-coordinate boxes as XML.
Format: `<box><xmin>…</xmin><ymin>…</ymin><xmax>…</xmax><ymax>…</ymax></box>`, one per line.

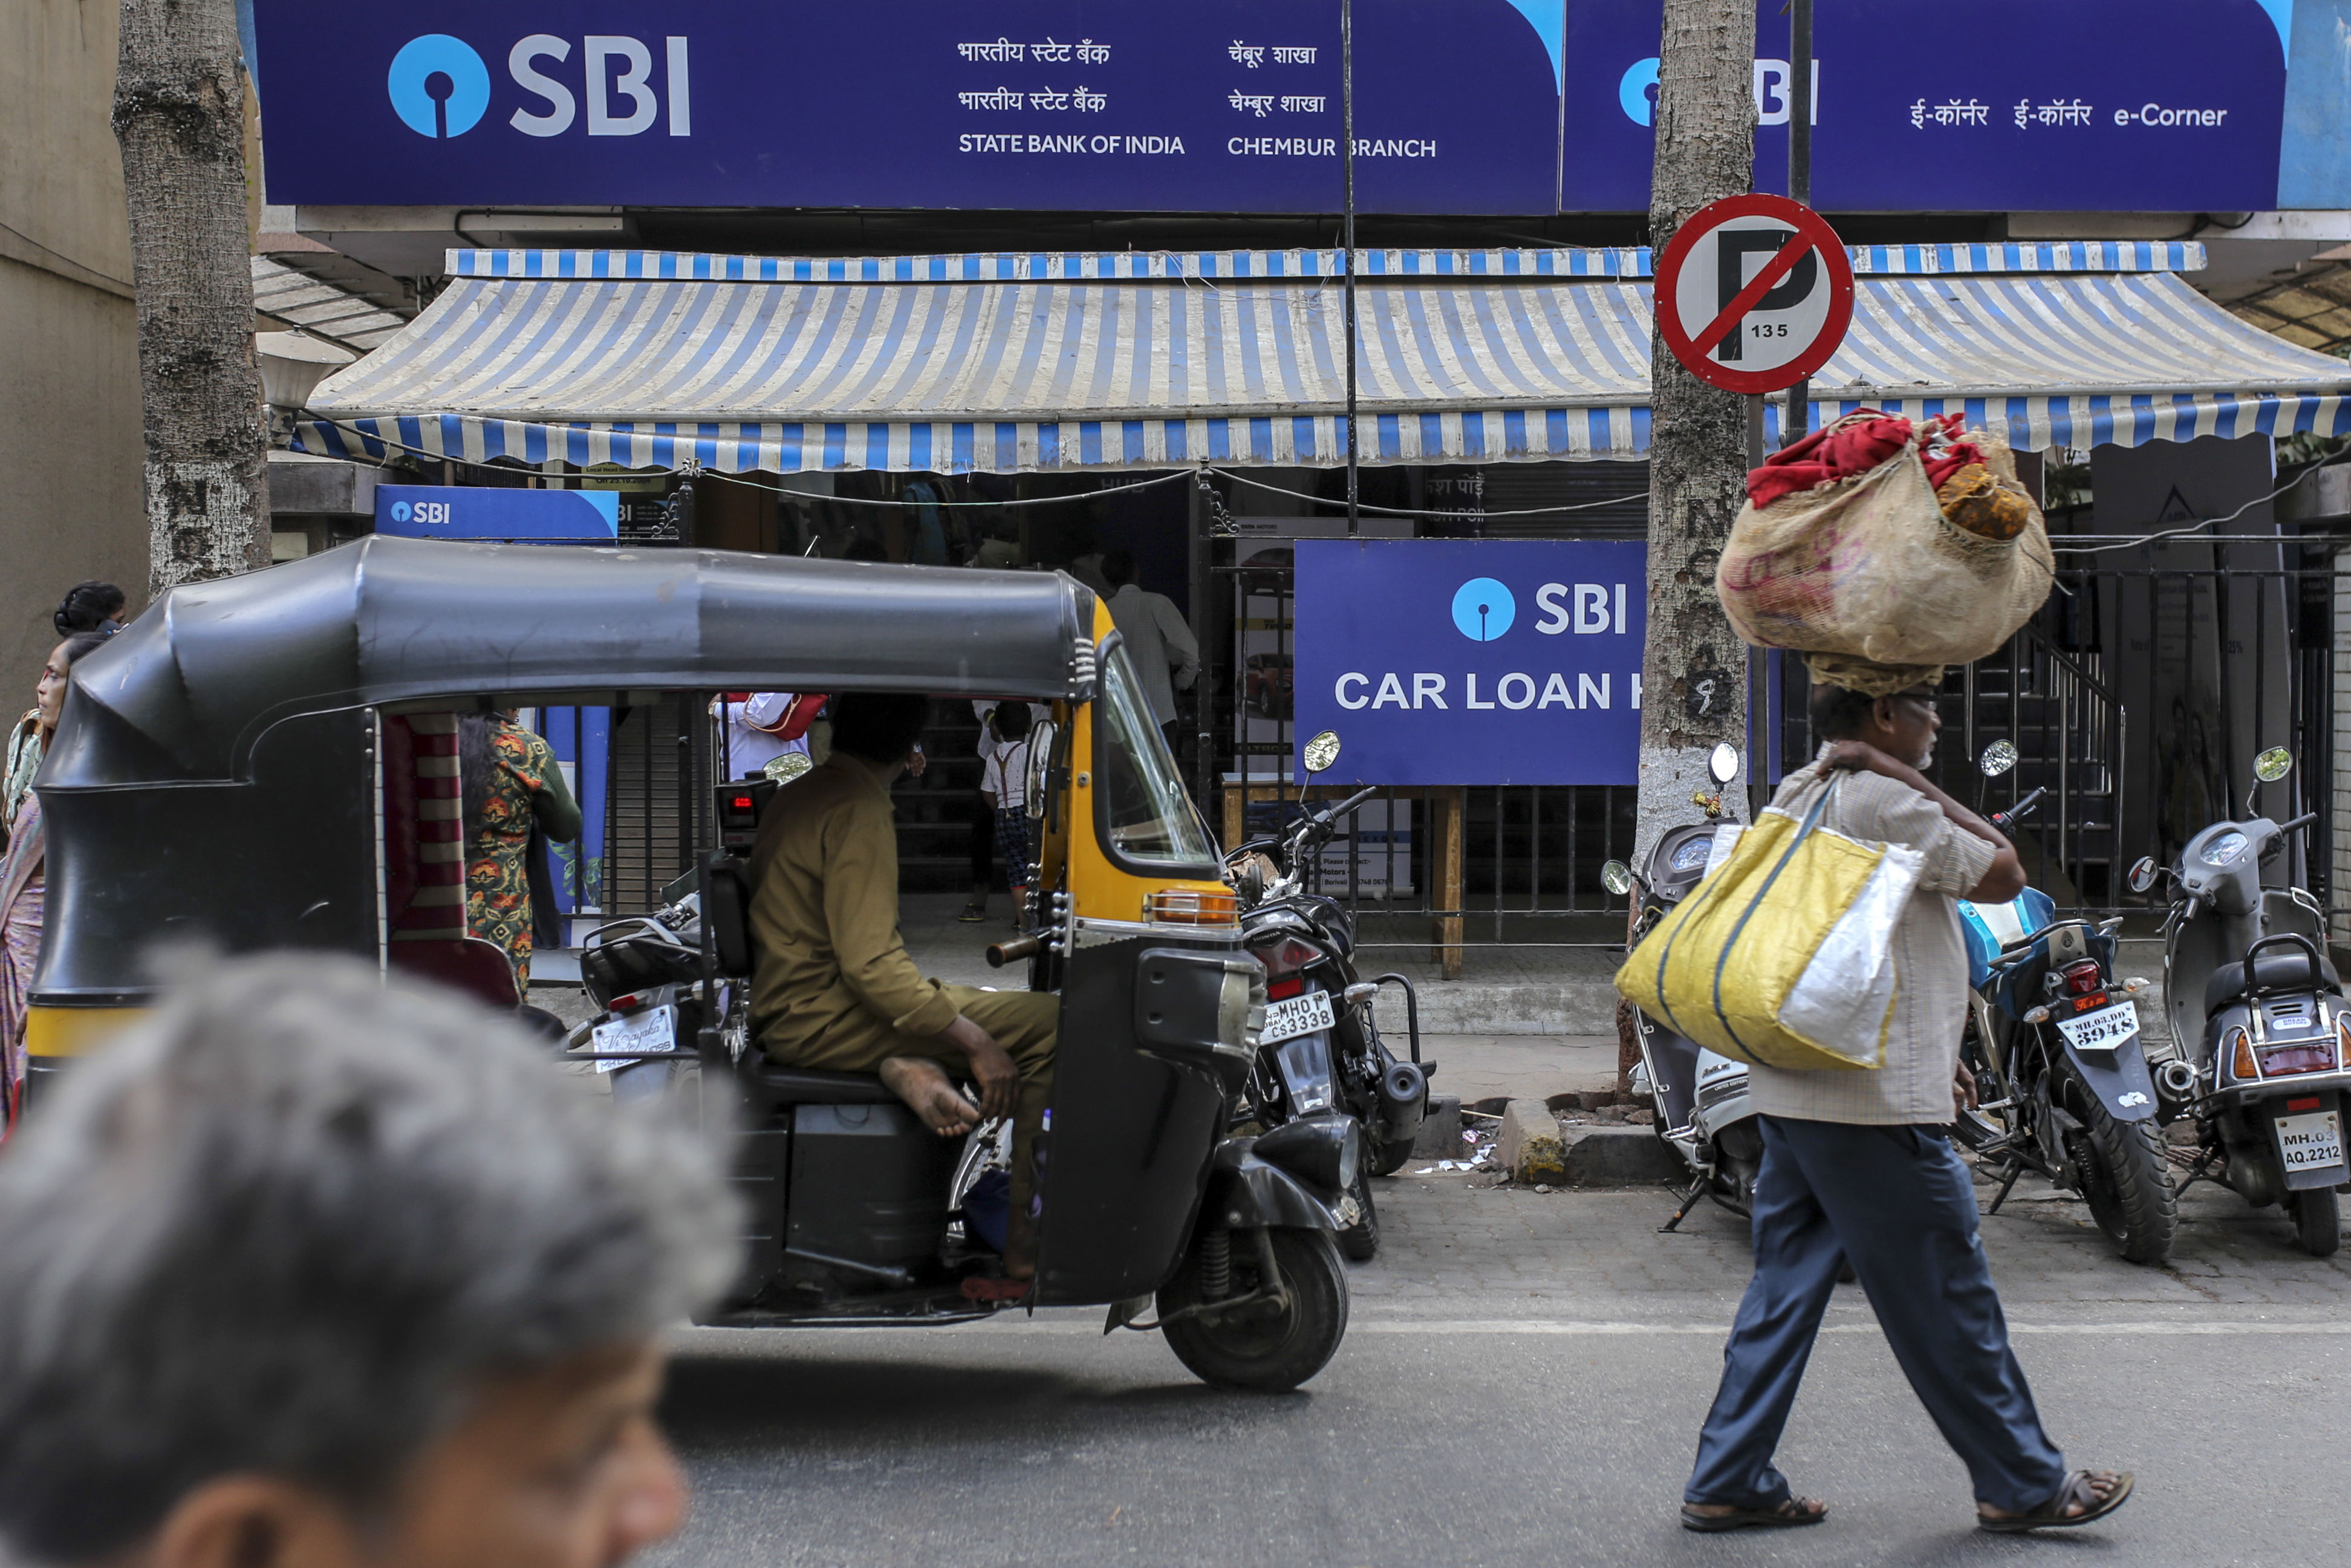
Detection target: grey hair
<box><xmin>0</xmin><ymin>955</ymin><xmax>740</xmax><ymax>1563</ymax></box>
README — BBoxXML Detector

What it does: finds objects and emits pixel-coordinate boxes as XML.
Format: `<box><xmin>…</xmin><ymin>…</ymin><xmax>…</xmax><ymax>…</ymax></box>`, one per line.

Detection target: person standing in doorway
<box><xmin>460</xmin><ymin>712</ymin><xmax>584</xmax><ymax>990</ymax></box>
<box><xmin>980</xmin><ymin>701</ymin><xmax>1037</xmax><ymax>932</ymax></box>
<box><xmin>1681</xmin><ymin>669</ymin><xmax>2133</xmax><ymax>1537</ymax></box>
<box><xmin>1101</xmin><ymin>549</ymin><xmax>1198</xmax><ymax>752</ymax></box>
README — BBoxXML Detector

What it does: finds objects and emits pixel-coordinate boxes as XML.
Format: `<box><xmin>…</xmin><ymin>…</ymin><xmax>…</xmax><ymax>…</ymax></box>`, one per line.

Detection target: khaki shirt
<box><xmin>747</xmin><ymin>753</ymin><xmax>960</xmax><ymax>1056</ymax></box>
<box><xmin>1747</xmin><ymin>760</ymin><xmax>1998</xmax><ymax>1126</ymax></box>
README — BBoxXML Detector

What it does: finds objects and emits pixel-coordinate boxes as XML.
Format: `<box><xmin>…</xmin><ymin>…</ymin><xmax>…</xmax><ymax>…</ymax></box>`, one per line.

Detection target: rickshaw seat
<box><xmin>389</xmin><ymin>937</ymin><xmax>521</xmax><ymax>1012</ymax></box>
<box><xmin>750</xmin><ymin>1062</ymin><xmax>899</xmax><ymax>1105</ymax></box>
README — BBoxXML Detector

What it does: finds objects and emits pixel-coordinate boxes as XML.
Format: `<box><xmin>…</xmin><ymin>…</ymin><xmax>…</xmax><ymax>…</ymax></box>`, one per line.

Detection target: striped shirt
<box><xmin>1748</xmin><ymin>760</ymin><xmax>1998</xmax><ymax>1126</ymax></box>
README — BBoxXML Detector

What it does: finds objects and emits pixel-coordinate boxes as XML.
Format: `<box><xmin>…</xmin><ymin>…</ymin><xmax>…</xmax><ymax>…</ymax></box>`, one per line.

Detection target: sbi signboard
<box><xmin>1293</xmin><ymin>541</ymin><xmax>1644</xmax><ymax>787</ymax></box>
<box><xmin>375</xmin><ymin>486</ymin><xmax>620</xmax><ymax>544</ymax></box>
<box><xmin>250</xmin><ymin>0</ymin><xmax>2348</xmax><ymax>215</ymax></box>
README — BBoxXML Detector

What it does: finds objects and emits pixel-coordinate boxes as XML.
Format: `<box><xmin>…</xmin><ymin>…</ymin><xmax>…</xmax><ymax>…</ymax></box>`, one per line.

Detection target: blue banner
<box><xmin>374</xmin><ymin>485</ymin><xmax>620</xmax><ymax>544</ymax></box>
<box><xmin>253</xmin><ymin>0</ymin><xmax>1561</xmax><ymax>215</ymax></box>
<box><xmin>1293</xmin><ymin>539</ymin><xmax>1646</xmax><ymax>787</ymax></box>
<box><xmin>251</xmin><ymin>1</ymin><xmax>2341</xmax><ymax>216</ymax></box>
<box><xmin>1564</xmin><ymin>0</ymin><xmax>2294</xmax><ymax>213</ymax></box>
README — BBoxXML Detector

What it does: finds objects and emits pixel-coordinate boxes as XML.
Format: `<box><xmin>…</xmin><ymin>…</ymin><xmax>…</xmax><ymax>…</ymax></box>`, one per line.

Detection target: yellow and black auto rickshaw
<box><xmin>28</xmin><ymin>536</ymin><xmax>1353</xmax><ymax>1390</ymax></box>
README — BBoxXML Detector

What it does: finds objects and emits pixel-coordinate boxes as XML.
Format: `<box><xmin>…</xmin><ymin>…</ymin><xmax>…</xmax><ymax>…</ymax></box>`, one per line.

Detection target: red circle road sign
<box><xmin>1653</xmin><ymin>195</ymin><xmax>1853</xmax><ymax>395</ymax></box>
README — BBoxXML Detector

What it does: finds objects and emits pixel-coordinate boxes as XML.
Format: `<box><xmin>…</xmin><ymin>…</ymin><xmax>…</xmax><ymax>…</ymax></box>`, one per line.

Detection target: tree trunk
<box><xmin>114</xmin><ymin>0</ymin><xmax>268</xmax><ymax>598</ymax></box>
<box><xmin>1636</xmin><ymin>0</ymin><xmax>1758</xmax><ymax>861</ymax></box>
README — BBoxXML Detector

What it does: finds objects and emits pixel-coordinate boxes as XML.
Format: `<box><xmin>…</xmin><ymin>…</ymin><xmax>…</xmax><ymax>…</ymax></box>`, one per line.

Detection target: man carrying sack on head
<box><xmin>1680</xmin><ymin>654</ymin><xmax>2135</xmax><ymax>1537</ymax></box>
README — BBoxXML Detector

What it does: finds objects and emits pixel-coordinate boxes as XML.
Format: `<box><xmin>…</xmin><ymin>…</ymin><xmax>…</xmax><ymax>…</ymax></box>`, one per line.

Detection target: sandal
<box><xmin>1978</xmin><ymin>1469</ymin><xmax>2133</xmax><ymax>1534</ymax></box>
<box><xmin>957</xmin><ymin>902</ymin><xmax>987</xmax><ymax>923</ymax></box>
<box><xmin>1680</xmin><ymin>1496</ymin><xmax>1826</xmax><ymax>1533</ymax></box>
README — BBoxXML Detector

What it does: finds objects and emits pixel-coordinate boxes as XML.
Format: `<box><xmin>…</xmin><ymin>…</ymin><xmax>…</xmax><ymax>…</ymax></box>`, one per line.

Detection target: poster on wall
<box><xmin>1232</xmin><ymin>518</ymin><xmax>1414</xmax><ymax>897</ymax></box>
<box><xmin>1292</xmin><ymin>538</ymin><xmax>1646</xmax><ymax>788</ymax></box>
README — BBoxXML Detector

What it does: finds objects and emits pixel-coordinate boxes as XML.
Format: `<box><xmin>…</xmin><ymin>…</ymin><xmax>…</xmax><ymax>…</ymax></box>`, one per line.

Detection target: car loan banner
<box><xmin>1292</xmin><ymin>540</ymin><xmax>1645</xmax><ymax>788</ymax></box>
<box><xmin>250</xmin><ymin>0</ymin><xmax>2347</xmax><ymax>217</ymax></box>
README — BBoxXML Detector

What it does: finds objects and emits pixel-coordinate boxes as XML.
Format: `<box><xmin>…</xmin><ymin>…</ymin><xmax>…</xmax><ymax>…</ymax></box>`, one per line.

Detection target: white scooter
<box><xmin>2127</xmin><ymin>745</ymin><xmax>2348</xmax><ymax>1257</ymax></box>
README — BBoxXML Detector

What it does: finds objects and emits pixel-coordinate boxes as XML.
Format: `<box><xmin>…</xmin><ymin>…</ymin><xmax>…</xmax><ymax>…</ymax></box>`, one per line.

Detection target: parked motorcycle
<box><xmin>1955</xmin><ymin>742</ymin><xmax>2176</xmax><ymax>1263</ymax></box>
<box><xmin>1224</xmin><ymin>732</ymin><xmax>1432</xmax><ymax>1262</ymax></box>
<box><xmin>2127</xmin><ymin>746</ymin><xmax>2349</xmax><ymax>1257</ymax></box>
<box><xmin>1601</xmin><ymin>742</ymin><xmax>1764</xmax><ymax>1232</ymax></box>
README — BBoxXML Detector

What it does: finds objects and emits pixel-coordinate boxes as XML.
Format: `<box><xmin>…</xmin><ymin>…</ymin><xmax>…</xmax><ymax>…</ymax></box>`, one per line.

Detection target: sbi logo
<box><xmin>1449</xmin><ymin>577</ymin><xmax>1625</xmax><ymax>639</ymax></box>
<box><xmin>388</xmin><ymin>499</ymin><xmax>454</xmax><ymax>526</ymax></box>
<box><xmin>1618</xmin><ymin>56</ymin><xmax>1818</xmax><ymax>128</ymax></box>
<box><xmin>387</xmin><ymin>31</ymin><xmax>692</xmax><ymax>139</ymax></box>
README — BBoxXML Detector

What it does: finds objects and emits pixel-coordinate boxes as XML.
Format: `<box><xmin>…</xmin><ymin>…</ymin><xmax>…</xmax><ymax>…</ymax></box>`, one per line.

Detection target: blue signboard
<box><xmin>251</xmin><ymin>1</ymin><xmax>2344</xmax><ymax>216</ymax></box>
<box><xmin>253</xmin><ymin>0</ymin><xmax>1562</xmax><ymax>215</ymax></box>
<box><xmin>1564</xmin><ymin>0</ymin><xmax>2295</xmax><ymax>213</ymax></box>
<box><xmin>1293</xmin><ymin>539</ymin><xmax>1645</xmax><ymax>787</ymax></box>
<box><xmin>374</xmin><ymin>485</ymin><xmax>620</xmax><ymax>544</ymax></box>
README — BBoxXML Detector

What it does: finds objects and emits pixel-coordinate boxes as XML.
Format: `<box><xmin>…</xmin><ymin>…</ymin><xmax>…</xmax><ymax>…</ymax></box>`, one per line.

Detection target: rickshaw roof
<box><xmin>53</xmin><ymin>535</ymin><xmax>1097</xmax><ymax>784</ymax></box>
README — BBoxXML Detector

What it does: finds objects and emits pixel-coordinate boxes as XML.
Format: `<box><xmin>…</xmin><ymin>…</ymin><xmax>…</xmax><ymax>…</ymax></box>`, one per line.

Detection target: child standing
<box><xmin>980</xmin><ymin>703</ymin><xmax>1037</xmax><ymax>932</ymax></box>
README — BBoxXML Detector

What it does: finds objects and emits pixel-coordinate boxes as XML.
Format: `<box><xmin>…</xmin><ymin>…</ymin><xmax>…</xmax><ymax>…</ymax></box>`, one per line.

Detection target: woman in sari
<box><xmin>459</xmin><ymin>712</ymin><xmax>583</xmax><ymax>989</ymax></box>
<box><xmin>1</xmin><ymin>632</ymin><xmax>110</xmax><ymax>1130</ymax></box>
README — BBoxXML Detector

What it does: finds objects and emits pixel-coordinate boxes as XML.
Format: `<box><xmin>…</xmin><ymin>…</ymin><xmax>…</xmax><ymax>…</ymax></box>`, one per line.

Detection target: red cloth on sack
<box><xmin>1745</xmin><ymin>414</ymin><xmax>1913</xmax><ymax>509</ymax></box>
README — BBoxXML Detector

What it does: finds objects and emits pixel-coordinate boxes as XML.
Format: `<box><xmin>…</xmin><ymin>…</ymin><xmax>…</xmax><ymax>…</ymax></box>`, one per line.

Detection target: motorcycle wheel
<box><xmin>1338</xmin><ymin>1168</ymin><xmax>1380</xmax><ymax>1261</ymax></box>
<box><xmin>1161</xmin><ymin>1229</ymin><xmax>1349</xmax><ymax>1393</ymax></box>
<box><xmin>2066</xmin><ymin>1079</ymin><xmax>2177</xmax><ymax>1266</ymax></box>
<box><xmin>1370</xmin><ymin>1136</ymin><xmax>1417</xmax><ymax>1177</ymax></box>
<box><xmin>2290</xmin><ymin>1186</ymin><xmax>2341</xmax><ymax>1258</ymax></box>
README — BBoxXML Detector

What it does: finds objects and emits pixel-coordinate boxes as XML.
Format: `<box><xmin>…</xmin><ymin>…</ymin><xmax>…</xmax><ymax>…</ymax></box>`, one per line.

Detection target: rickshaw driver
<box><xmin>746</xmin><ymin>692</ymin><xmax>1056</xmax><ymax>1302</ymax></box>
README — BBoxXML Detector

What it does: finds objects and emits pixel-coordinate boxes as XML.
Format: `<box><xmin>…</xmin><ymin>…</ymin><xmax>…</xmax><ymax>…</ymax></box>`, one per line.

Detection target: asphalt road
<box><xmin>645</xmin><ymin>1168</ymin><xmax>2350</xmax><ymax>1567</ymax></box>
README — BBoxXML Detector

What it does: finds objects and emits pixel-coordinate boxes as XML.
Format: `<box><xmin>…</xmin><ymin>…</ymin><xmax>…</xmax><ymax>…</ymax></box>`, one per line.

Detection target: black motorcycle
<box><xmin>1955</xmin><ymin>767</ymin><xmax>2176</xmax><ymax>1266</ymax></box>
<box><xmin>1227</xmin><ymin>778</ymin><xmax>1431</xmax><ymax>1262</ymax></box>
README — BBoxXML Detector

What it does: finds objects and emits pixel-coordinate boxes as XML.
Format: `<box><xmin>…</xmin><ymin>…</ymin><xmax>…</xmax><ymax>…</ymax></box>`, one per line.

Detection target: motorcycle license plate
<box><xmin>1260</xmin><ymin>989</ymin><xmax>1336</xmax><ymax>1045</ymax></box>
<box><xmin>2053</xmin><ymin>1000</ymin><xmax>2136</xmax><ymax>1053</ymax></box>
<box><xmin>2275</xmin><ymin>1110</ymin><xmax>2344</xmax><ymax>1174</ymax></box>
<box><xmin>590</xmin><ymin>1004</ymin><xmax>677</xmax><ymax>1073</ymax></box>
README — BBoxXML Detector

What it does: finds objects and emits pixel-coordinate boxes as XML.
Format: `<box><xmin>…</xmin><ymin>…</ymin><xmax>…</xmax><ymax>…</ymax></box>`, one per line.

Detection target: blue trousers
<box><xmin>1686</xmin><ymin>1116</ymin><xmax>2067</xmax><ymax>1513</ymax></box>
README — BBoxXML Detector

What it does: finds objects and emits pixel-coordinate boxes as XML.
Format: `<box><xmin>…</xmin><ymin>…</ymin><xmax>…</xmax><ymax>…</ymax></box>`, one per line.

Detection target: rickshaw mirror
<box><xmin>1707</xmin><ymin>742</ymin><xmax>1739</xmax><ymax>785</ymax></box>
<box><xmin>1302</xmin><ymin>729</ymin><xmax>1341</xmax><ymax>774</ymax></box>
<box><xmin>1977</xmin><ymin>739</ymin><xmax>2018</xmax><ymax>778</ymax></box>
<box><xmin>2126</xmin><ymin>856</ymin><xmax>2159</xmax><ymax>894</ymax></box>
<box><xmin>2254</xmin><ymin>746</ymin><xmax>2294</xmax><ymax>783</ymax></box>
<box><xmin>1025</xmin><ymin>718</ymin><xmax>1057</xmax><ymax>821</ymax></box>
<box><xmin>1600</xmin><ymin>859</ymin><xmax>1634</xmax><ymax>897</ymax></box>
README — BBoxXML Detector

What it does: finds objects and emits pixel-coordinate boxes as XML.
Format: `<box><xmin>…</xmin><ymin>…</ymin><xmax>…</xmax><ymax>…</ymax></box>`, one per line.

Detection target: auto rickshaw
<box><xmin>27</xmin><ymin>535</ymin><xmax>1353</xmax><ymax>1390</ymax></box>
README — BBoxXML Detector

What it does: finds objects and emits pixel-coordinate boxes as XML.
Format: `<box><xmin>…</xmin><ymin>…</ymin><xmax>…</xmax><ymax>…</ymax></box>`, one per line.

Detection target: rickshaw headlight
<box><xmin>1254</xmin><ymin>1113</ymin><xmax>1360</xmax><ymax>1194</ymax></box>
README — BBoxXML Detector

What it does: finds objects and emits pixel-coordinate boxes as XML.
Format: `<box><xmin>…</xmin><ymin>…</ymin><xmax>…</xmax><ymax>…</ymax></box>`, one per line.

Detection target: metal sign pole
<box><xmin>1342</xmin><ymin>0</ymin><xmax>1359</xmax><ymax>538</ymax></box>
<box><xmin>1783</xmin><ymin>0</ymin><xmax>1814</xmax><ymax>451</ymax></box>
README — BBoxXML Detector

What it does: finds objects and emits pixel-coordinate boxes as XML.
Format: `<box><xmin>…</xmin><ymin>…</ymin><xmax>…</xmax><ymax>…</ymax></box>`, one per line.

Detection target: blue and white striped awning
<box><xmin>295</xmin><ymin>244</ymin><xmax>2351</xmax><ymax>475</ymax></box>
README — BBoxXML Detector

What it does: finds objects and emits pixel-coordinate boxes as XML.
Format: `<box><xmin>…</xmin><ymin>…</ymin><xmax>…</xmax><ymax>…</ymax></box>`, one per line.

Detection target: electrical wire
<box><xmin>1205</xmin><ymin>464</ymin><xmax>1649</xmax><ymax>520</ymax></box>
<box><xmin>2050</xmin><ymin>456</ymin><xmax>2349</xmax><ymax>555</ymax></box>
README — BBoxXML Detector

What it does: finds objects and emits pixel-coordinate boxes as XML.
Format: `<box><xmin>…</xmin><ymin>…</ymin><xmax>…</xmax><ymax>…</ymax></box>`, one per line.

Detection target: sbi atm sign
<box><xmin>1293</xmin><ymin>540</ymin><xmax>1646</xmax><ymax>787</ymax></box>
<box><xmin>385</xmin><ymin>31</ymin><xmax>691</xmax><ymax>139</ymax></box>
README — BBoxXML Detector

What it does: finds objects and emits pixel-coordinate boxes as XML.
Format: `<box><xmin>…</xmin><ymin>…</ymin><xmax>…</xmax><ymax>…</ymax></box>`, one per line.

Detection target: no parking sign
<box><xmin>1654</xmin><ymin>195</ymin><xmax>1853</xmax><ymax>394</ymax></box>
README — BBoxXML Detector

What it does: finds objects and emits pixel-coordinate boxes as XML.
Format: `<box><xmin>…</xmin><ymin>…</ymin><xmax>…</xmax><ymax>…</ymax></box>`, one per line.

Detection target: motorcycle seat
<box><xmin>2204</xmin><ymin>949</ymin><xmax>2341</xmax><ymax>1015</ymax></box>
<box><xmin>750</xmin><ymin>1064</ymin><xmax>900</xmax><ymax>1105</ymax></box>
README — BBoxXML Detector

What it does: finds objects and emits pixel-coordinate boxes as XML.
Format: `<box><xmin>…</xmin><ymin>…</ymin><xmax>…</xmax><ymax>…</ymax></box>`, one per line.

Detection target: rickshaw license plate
<box><xmin>2276</xmin><ymin>1110</ymin><xmax>2344</xmax><ymax>1174</ymax></box>
<box><xmin>1260</xmin><ymin>989</ymin><xmax>1336</xmax><ymax>1045</ymax></box>
<box><xmin>2054</xmin><ymin>1001</ymin><xmax>2136</xmax><ymax>1053</ymax></box>
<box><xmin>590</xmin><ymin>1005</ymin><xmax>677</xmax><ymax>1071</ymax></box>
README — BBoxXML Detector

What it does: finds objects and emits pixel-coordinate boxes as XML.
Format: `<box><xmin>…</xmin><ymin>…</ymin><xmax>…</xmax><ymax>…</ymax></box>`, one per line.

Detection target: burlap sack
<box><xmin>1715</xmin><ymin>427</ymin><xmax>2055</xmax><ymax>666</ymax></box>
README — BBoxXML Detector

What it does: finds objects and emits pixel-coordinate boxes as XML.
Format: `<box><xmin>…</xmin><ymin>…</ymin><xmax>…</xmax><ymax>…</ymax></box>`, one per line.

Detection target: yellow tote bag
<box><xmin>1613</xmin><ymin>776</ymin><xmax>1922</xmax><ymax>1072</ymax></box>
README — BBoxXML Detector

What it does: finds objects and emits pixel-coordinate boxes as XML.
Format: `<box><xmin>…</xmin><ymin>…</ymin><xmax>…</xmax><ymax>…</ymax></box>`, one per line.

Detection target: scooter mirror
<box><xmin>2254</xmin><ymin>746</ymin><xmax>2293</xmax><ymax>784</ymax></box>
<box><xmin>1978</xmin><ymin>739</ymin><xmax>2018</xmax><ymax>777</ymax></box>
<box><xmin>1302</xmin><ymin>728</ymin><xmax>1341</xmax><ymax>774</ymax></box>
<box><xmin>1601</xmin><ymin>859</ymin><xmax>1634</xmax><ymax>897</ymax></box>
<box><xmin>2126</xmin><ymin>856</ymin><xmax>2159</xmax><ymax>894</ymax></box>
<box><xmin>1708</xmin><ymin>741</ymin><xmax>1740</xmax><ymax>786</ymax></box>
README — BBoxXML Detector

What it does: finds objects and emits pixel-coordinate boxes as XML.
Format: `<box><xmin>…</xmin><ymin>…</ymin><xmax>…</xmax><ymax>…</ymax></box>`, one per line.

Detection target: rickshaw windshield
<box><xmin>1095</xmin><ymin>642</ymin><xmax>1218</xmax><ymax>873</ymax></box>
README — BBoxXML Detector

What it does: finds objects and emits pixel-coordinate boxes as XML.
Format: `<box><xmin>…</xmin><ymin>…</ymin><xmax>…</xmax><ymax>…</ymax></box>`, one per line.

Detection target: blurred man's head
<box><xmin>1100</xmin><ymin>549</ymin><xmax>1137</xmax><ymax>589</ymax></box>
<box><xmin>0</xmin><ymin>955</ymin><xmax>738</xmax><ymax>1568</ymax></box>
<box><xmin>828</xmin><ymin>691</ymin><xmax>932</xmax><ymax>766</ymax></box>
